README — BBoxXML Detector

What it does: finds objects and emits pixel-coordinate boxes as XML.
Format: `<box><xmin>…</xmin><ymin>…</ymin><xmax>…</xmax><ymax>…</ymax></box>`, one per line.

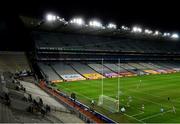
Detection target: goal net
<box><xmin>98</xmin><ymin>95</ymin><xmax>119</xmax><ymax>113</ymax></box>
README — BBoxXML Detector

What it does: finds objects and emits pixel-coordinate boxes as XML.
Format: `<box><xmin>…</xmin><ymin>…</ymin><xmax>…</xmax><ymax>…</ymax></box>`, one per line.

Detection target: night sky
<box><xmin>12</xmin><ymin>0</ymin><xmax>180</xmax><ymax>31</ymax></box>
<box><xmin>0</xmin><ymin>0</ymin><xmax>179</xmax><ymax>50</ymax></box>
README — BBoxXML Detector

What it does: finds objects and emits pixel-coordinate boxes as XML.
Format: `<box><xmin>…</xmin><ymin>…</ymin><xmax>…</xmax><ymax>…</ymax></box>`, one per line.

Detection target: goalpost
<box><xmin>97</xmin><ymin>58</ymin><xmax>120</xmax><ymax>113</ymax></box>
<box><xmin>98</xmin><ymin>95</ymin><xmax>119</xmax><ymax>113</ymax></box>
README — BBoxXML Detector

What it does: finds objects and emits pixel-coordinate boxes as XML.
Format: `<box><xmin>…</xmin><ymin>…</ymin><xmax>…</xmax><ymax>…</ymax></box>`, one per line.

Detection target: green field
<box><xmin>54</xmin><ymin>73</ymin><xmax>180</xmax><ymax>123</ymax></box>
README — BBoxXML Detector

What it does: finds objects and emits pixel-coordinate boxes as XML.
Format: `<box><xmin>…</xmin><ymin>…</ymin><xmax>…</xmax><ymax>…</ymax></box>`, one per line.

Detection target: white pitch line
<box><xmin>140</xmin><ymin>109</ymin><xmax>172</xmax><ymax>121</ymax></box>
<box><xmin>120</xmin><ymin>92</ymin><xmax>164</xmax><ymax>107</ymax></box>
<box><xmin>123</xmin><ymin>113</ymin><xmax>144</xmax><ymax>123</ymax></box>
<box><xmin>131</xmin><ymin>111</ymin><xmax>144</xmax><ymax>117</ymax></box>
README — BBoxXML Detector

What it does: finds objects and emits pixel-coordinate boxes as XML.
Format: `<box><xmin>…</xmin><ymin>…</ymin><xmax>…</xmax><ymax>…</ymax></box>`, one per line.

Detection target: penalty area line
<box><xmin>131</xmin><ymin>111</ymin><xmax>145</xmax><ymax>117</ymax></box>
<box><xmin>140</xmin><ymin>109</ymin><xmax>172</xmax><ymax>121</ymax></box>
<box><xmin>123</xmin><ymin>113</ymin><xmax>144</xmax><ymax>123</ymax></box>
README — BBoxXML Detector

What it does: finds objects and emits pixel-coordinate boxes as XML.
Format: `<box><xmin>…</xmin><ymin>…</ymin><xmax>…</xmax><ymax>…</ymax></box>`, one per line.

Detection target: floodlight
<box><xmin>163</xmin><ymin>32</ymin><xmax>171</xmax><ymax>37</ymax></box>
<box><xmin>167</xmin><ymin>33</ymin><xmax>171</xmax><ymax>36</ymax></box>
<box><xmin>163</xmin><ymin>33</ymin><xmax>167</xmax><ymax>36</ymax></box>
<box><xmin>59</xmin><ymin>18</ymin><xmax>65</xmax><ymax>22</ymax></box>
<box><xmin>107</xmin><ymin>23</ymin><xmax>117</xmax><ymax>29</ymax></box>
<box><xmin>121</xmin><ymin>25</ymin><xmax>129</xmax><ymax>30</ymax></box>
<box><xmin>121</xmin><ymin>26</ymin><xmax>126</xmax><ymax>29</ymax></box>
<box><xmin>70</xmin><ymin>18</ymin><xmax>84</xmax><ymax>25</ymax></box>
<box><xmin>132</xmin><ymin>26</ymin><xmax>142</xmax><ymax>33</ymax></box>
<box><xmin>154</xmin><ymin>30</ymin><xmax>160</xmax><ymax>35</ymax></box>
<box><xmin>139</xmin><ymin>28</ymin><xmax>142</xmax><ymax>33</ymax></box>
<box><xmin>144</xmin><ymin>30</ymin><xmax>148</xmax><ymax>34</ymax></box>
<box><xmin>145</xmin><ymin>29</ymin><xmax>153</xmax><ymax>34</ymax></box>
<box><xmin>46</xmin><ymin>13</ymin><xmax>56</xmax><ymax>22</ymax></box>
<box><xmin>89</xmin><ymin>20</ymin><xmax>102</xmax><ymax>28</ymax></box>
<box><xmin>171</xmin><ymin>33</ymin><xmax>179</xmax><ymax>39</ymax></box>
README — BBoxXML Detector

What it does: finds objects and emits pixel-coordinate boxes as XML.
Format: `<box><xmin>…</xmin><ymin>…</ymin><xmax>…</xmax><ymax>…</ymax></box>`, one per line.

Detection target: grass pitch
<box><xmin>54</xmin><ymin>73</ymin><xmax>180</xmax><ymax>123</ymax></box>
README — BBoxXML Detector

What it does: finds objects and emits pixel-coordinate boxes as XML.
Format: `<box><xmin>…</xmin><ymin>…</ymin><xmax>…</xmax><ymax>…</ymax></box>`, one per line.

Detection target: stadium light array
<box><xmin>132</xmin><ymin>26</ymin><xmax>142</xmax><ymax>33</ymax></box>
<box><xmin>70</xmin><ymin>18</ymin><xmax>84</xmax><ymax>25</ymax></box>
<box><xmin>171</xmin><ymin>33</ymin><xmax>179</xmax><ymax>39</ymax></box>
<box><xmin>57</xmin><ymin>17</ymin><xmax>65</xmax><ymax>22</ymax></box>
<box><xmin>45</xmin><ymin>13</ymin><xmax>179</xmax><ymax>40</ymax></box>
<box><xmin>89</xmin><ymin>20</ymin><xmax>103</xmax><ymax>28</ymax></box>
<box><xmin>121</xmin><ymin>25</ymin><xmax>129</xmax><ymax>30</ymax></box>
<box><xmin>163</xmin><ymin>32</ymin><xmax>171</xmax><ymax>37</ymax></box>
<box><xmin>46</xmin><ymin>13</ymin><xmax>57</xmax><ymax>22</ymax></box>
<box><xmin>107</xmin><ymin>23</ymin><xmax>117</xmax><ymax>29</ymax></box>
<box><xmin>45</xmin><ymin>13</ymin><xmax>65</xmax><ymax>23</ymax></box>
<box><xmin>144</xmin><ymin>29</ymin><xmax>153</xmax><ymax>34</ymax></box>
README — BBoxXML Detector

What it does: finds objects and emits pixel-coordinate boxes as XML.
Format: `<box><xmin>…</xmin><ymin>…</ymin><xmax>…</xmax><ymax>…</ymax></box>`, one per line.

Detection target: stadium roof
<box><xmin>20</xmin><ymin>15</ymin><xmax>179</xmax><ymax>41</ymax></box>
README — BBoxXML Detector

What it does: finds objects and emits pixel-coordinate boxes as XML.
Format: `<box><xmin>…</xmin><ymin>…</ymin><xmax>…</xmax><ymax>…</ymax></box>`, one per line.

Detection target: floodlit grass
<box><xmin>54</xmin><ymin>73</ymin><xmax>180</xmax><ymax>123</ymax></box>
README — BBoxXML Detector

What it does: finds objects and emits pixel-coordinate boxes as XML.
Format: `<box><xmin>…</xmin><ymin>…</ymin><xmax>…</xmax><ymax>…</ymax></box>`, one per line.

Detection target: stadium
<box><xmin>1</xmin><ymin>3</ymin><xmax>180</xmax><ymax>123</ymax></box>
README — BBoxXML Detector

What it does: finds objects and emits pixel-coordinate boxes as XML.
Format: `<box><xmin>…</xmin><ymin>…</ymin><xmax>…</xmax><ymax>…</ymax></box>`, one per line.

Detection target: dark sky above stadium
<box><xmin>1</xmin><ymin>0</ymin><xmax>180</xmax><ymax>31</ymax></box>
<box><xmin>9</xmin><ymin>0</ymin><xmax>180</xmax><ymax>31</ymax></box>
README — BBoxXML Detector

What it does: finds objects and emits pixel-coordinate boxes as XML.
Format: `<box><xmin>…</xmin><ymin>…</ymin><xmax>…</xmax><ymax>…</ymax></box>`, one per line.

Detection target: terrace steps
<box><xmin>49</xmin><ymin>64</ymin><xmax>64</xmax><ymax>81</ymax></box>
<box><xmin>69</xmin><ymin>63</ymin><xmax>87</xmax><ymax>79</ymax></box>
